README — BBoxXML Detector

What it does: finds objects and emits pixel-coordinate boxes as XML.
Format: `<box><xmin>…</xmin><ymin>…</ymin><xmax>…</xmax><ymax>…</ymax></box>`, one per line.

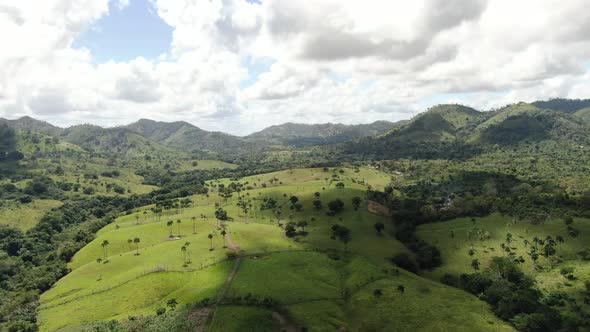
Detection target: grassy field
<box><xmin>220</xmin><ymin>251</ymin><xmax>513</xmax><ymax>331</ymax></box>
<box><xmin>0</xmin><ymin>199</ymin><xmax>62</xmax><ymax>230</ymax></box>
<box><xmin>39</xmin><ymin>166</ymin><xmax>510</xmax><ymax>331</ymax></box>
<box><xmin>417</xmin><ymin>213</ymin><xmax>590</xmax><ymax>321</ymax></box>
<box><xmin>176</xmin><ymin>159</ymin><xmax>238</xmax><ymax>171</ymax></box>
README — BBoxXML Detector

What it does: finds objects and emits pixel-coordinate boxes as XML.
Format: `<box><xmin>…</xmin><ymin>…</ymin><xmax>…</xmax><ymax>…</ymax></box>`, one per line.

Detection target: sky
<box><xmin>0</xmin><ymin>0</ymin><xmax>589</xmax><ymax>135</ymax></box>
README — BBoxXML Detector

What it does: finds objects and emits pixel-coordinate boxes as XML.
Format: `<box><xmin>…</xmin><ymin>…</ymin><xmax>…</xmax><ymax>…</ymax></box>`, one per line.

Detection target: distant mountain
<box><xmin>246</xmin><ymin>120</ymin><xmax>404</xmax><ymax>146</ymax></box>
<box><xmin>531</xmin><ymin>98</ymin><xmax>590</xmax><ymax>113</ymax></box>
<box><xmin>62</xmin><ymin>125</ymin><xmax>181</xmax><ymax>158</ymax></box>
<box><xmin>0</xmin><ymin>116</ymin><xmax>63</xmax><ymax>136</ymax></box>
<box><xmin>125</xmin><ymin>119</ymin><xmax>264</xmax><ymax>159</ymax></box>
<box><xmin>344</xmin><ymin>102</ymin><xmax>590</xmax><ymax>159</ymax></box>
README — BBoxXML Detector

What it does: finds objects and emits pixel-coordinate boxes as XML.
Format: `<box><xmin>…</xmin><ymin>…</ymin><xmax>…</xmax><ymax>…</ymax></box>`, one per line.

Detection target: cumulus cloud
<box><xmin>0</xmin><ymin>0</ymin><xmax>589</xmax><ymax>135</ymax></box>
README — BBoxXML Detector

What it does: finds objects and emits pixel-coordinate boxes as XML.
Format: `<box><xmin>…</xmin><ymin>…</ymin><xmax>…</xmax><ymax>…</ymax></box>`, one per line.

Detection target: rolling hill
<box><xmin>0</xmin><ymin>116</ymin><xmax>63</xmax><ymax>136</ymax></box>
<box><xmin>344</xmin><ymin>102</ymin><xmax>590</xmax><ymax>159</ymax></box>
<box><xmin>532</xmin><ymin>98</ymin><xmax>590</xmax><ymax>113</ymax></box>
<box><xmin>125</xmin><ymin>119</ymin><xmax>263</xmax><ymax>160</ymax></box>
<box><xmin>245</xmin><ymin>120</ymin><xmax>403</xmax><ymax>146</ymax></box>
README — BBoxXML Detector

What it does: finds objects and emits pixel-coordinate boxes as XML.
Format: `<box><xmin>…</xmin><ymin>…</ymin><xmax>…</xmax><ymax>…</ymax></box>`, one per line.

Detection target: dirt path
<box><xmin>224</xmin><ymin>232</ymin><xmax>240</xmax><ymax>251</ymax></box>
<box><xmin>272</xmin><ymin>311</ymin><xmax>298</xmax><ymax>332</ymax></box>
<box><xmin>205</xmin><ymin>226</ymin><xmax>242</xmax><ymax>331</ymax></box>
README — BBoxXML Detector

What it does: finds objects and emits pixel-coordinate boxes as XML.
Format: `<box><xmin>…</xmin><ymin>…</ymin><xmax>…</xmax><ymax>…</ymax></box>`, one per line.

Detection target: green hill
<box><xmin>532</xmin><ymin>98</ymin><xmax>590</xmax><ymax>113</ymax></box>
<box><xmin>0</xmin><ymin>116</ymin><xmax>63</xmax><ymax>136</ymax></box>
<box><xmin>345</xmin><ymin>104</ymin><xmax>482</xmax><ymax>159</ymax></box>
<box><xmin>38</xmin><ymin>167</ymin><xmax>511</xmax><ymax>332</ymax></box>
<box><xmin>245</xmin><ymin>120</ymin><xmax>403</xmax><ymax>146</ymax></box>
<box><xmin>574</xmin><ymin>107</ymin><xmax>590</xmax><ymax>122</ymax></box>
<box><xmin>125</xmin><ymin>119</ymin><xmax>264</xmax><ymax>160</ymax></box>
<box><xmin>61</xmin><ymin>125</ymin><xmax>183</xmax><ymax>159</ymax></box>
<box><xmin>470</xmin><ymin>103</ymin><xmax>590</xmax><ymax>146</ymax></box>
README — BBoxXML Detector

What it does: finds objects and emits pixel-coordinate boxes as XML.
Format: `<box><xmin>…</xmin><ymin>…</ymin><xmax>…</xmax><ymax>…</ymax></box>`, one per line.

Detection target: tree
<box><xmin>184</xmin><ymin>242</ymin><xmax>191</xmax><ymax>263</ymax></box>
<box><xmin>314</xmin><ymin>192</ymin><xmax>321</xmax><ymax>199</ymax></box>
<box><xmin>374</xmin><ymin>222</ymin><xmax>385</xmax><ymax>235</ymax></box>
<box><xmin>167</xmin><ymin>298</ymin><xmax>178</xmax><ymax>310</ymax></box>
<box><xmin>471</xmin><ymin>259</ymin><xmax>480</xmax><ymax>271</ymax></box>
<box><xmin>331</xmin><ymin>225</ymin><xmax>351</xmax><ymax>251</ymax></box>
<box><xmin>181</xmin><ymin>245</ymin><xmax>187</xmax><ymax>265</ymax></box>
<box><xmin>208</xmin><ymin>233</ymin><xmax>214</xmax><ymax>250</ymax></box>
<box><xmin>133</xmin><ymin>237</ymin><xmax>141</xmax><ymax>256</ymax></box>
<box><xmin>101</xmin><ymin>240</ymin><xmax>109</xmax><ymax>261</ymax></box>
<box><xmin>285</xmin><ymin>222</ymin><xmax>297</xmax><ymax>237</ymax></box>
<box><xmin>221</xmin><ymin>229</ymin><xmax>227</xmax><ymax>248</ymax></box>
<box><xmin>127</xmin><ymin>238</ymin><xmax>133</xmax><ymax>250</ymax></box>
<box><xmin>397</xmin><ymin>285</ymin><xmax>405</xmax><ymax>294</ymax></box>
<box><xmin>215</xmin><ymin>207</ymin><xmax>228</xmax><ymax>227</ymax></box>
<box><xmin>335</xmin><ymin>182</ymin><xmax>345</xmax><ymax>189</ymax></box>
<box><xmin>296</xmin><ymin>220</ymin><xmax>308</xmax><ymax>232</ymax></box>
<box><xmin>289</xmin><ymin>196</ymin><xmax>299</xmax><ymax>206</ymax></box>
<box><xmin>96</xmin><ymin>258</ymin><xmax>103</xmax><ymax>280</ymax></box>
<box><xmin>313</xmin><ymin>200</ymin><xmax>322</xmax><ymax>210</ymax></box>
<box><xmin>327</xmin><ymin>199</ymin><xmax>345</xmax><ymax>215</ymax></box>
<box><xmin>352</xmin><ymin>196</ymin><xmax>362</xmax><ymax>211</ymax></box>
<box><xmin>176</xmin><ymin>219</ymin><xmax>182</xmax><ymax>237</ymax></box>
<box><xmin>167</xmin><ymin>220</ymin><xmax>174</xmax><ymax>237</ymax></box>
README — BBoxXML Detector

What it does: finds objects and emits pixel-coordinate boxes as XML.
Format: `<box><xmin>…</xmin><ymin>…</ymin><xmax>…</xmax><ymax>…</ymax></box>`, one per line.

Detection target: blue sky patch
<box><xmin>73</xmin><ymin>0</ymin><xmax>172</xmax><ymax>63</ymax></box>
<box><xmin>240</xmin><ymin>56</ymin><xmax>276</xmax><ymax>89</ymax></box>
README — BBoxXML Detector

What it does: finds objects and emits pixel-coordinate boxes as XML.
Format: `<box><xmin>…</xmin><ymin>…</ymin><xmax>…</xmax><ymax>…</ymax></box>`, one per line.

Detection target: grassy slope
<box><xmin>176</xmin><ymin>159</ymin><xmax>238</xmax><ymax>171</ymax></box>
<box><xmin>222</xmin><ymin>251</ymin><xmax>512</xmax><ymax>332</ymax></box>
<box><xmin>40</xmin><ymin>167</ymin><xmax>511</xmax><ymax>331</ymax></box>
<box><xmin>417</xmin><ymin>214</ymin><xmax>590</xmax><ymax>320</ymax></box>
<box><xmin>0</xmin><ymin>199</ymin><xmax>62</xmax><ymax>230</ymax></box>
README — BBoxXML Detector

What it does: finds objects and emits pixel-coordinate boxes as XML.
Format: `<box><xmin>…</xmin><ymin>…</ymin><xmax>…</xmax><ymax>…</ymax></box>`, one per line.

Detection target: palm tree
<box><xmin>167</xmin><ymin>220</ymin><xmax>174</xmax><ymax>237</ymax></box>
<box><xmin>101</xmin><ymin>240</ymin><xmax>109</xmax><ymax>260</ymax></box>
<box><xmin>176</xmin><ymin>219</ymin><xmax>182</xmax><ymax>237</ymax></box>
<box><xmin>96</xmin><ymin>258</ymin><xmax>103</xmax><ymax>280</ymax></box>
<box><xmin>133</xmin><ymin>237</ymin><xmax>141</xmax><ymax>255</ymax></box>
<box><xmin>184</xmin><ymin>242</ymin><xmax>191</xmax><ymax>263</ymax></box>
<box><xmin>191</xmin><ymin>216</ymin><xmax>197</xmax><ymax>234</ymax></box>
<box><xmin>221</xmin><ymin>229</ymin><xmax>227</xmax><ymax>248</ymax></box>
<box><xmin>181</xmin><ymin>245</ymin><xmax>187</xmax><ymax>265</ymax></box>
<box><xmin>208</xmin><ymin>233</ymin><xmax>213</xmax><ymax>251</ymax></box>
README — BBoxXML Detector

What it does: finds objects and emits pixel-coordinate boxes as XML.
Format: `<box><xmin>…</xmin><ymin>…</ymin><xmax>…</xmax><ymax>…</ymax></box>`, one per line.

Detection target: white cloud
<box><xmin>0</xmin><ymin>0</ymin><xmax>589</xmax><ymax>135</ymax></box>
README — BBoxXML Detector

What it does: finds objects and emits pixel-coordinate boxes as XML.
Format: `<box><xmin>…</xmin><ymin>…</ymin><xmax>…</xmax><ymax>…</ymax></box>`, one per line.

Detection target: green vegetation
<box><xmin>0</xmin><ymin>199</ymin><xmax>62</xmax><ymax>230</ymax></box>
<box><xmin>2</xmin><ymin>100</ymin><xmax>590</xmax><ymax>331</ymax></box>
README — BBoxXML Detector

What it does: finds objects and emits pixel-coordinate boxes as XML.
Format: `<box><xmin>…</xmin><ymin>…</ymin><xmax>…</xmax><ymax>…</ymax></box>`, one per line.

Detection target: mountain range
<box><xmin>2</xmin><ymin>98</ymin><xmax>589</xmax><ymax>161</ymax></box>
